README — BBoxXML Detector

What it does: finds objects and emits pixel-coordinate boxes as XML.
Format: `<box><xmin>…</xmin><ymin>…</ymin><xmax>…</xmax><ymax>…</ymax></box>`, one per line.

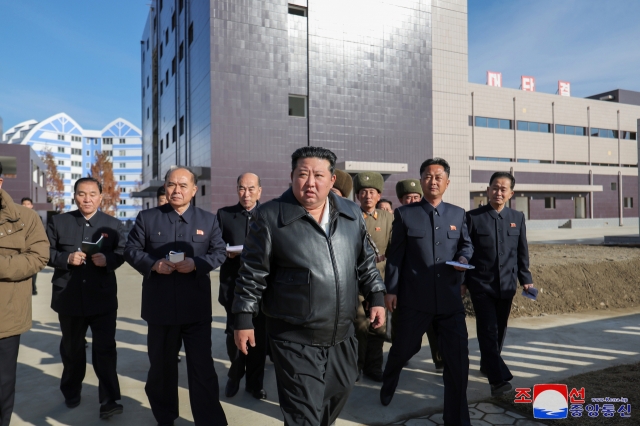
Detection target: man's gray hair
<box><xmin>164</xmin><ymin>166</ymin><xmax>198</xmax><ymax>184</ymax></box>
<box><xmin>237</xmin><ymin>173</ymin><xmax>262</xmax><ymax>187</ymax></box>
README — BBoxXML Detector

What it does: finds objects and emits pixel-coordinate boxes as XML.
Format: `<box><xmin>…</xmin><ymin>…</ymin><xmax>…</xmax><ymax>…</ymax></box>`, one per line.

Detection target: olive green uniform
<box><xmin>355</xmin><ymin>208</ymin><xmax>392</xmax><ymax>377</ymax></box>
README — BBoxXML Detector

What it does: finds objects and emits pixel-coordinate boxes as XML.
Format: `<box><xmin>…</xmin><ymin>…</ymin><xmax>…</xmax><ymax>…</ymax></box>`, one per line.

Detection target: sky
<box><xmin>0</xmin><ymin>1</ymin><xmax>638</xmax><ymax>132</ymax></box>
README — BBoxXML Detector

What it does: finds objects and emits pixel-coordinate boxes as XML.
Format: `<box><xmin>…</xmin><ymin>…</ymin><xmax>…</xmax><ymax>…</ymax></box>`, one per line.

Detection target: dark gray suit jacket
<box><xmin>465</xmin><ymin>205</ymin><xmax>533</xmax><ymax>299</ymax></box>
<box><xmin>385</xmin><ymin>199</ymin><xmax>473</xmax><ymax>314</ymax></box>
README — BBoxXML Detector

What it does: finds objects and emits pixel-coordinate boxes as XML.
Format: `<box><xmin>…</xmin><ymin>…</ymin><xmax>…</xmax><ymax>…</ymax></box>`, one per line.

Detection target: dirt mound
<box><xmin>464</xmin><ymin>245</ymin><xmax>640</xmax><ymax>318</ymax></box>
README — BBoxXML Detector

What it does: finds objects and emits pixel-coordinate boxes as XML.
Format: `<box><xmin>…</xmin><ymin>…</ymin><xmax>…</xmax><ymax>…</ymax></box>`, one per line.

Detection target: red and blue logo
<box><xmin>533</xmin><ymin>384</ymin><xmax>568</xmax><ymax>419</ymax></box>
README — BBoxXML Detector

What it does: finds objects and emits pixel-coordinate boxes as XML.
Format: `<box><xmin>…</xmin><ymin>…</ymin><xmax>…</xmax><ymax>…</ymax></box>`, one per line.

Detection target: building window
<box><xmin>71</xmin><ymin>173</ymin><xmax>81</xmax><ymax>179</ymax></box>
<box><xmin>57</xmin><ymin>147</ymin><xmax>65</xmax><ymax>153</ymax></box>
<box><xmin>103</xmin><ymin>138</ymin><xmax>112</xmax><ymax>145</ymax></box>
<box><xmin>120</xmin><ymin>199</ymin><xmax>127</xmax><ymax>205</ymax></box>
<box><xmin>188</xmin><ymin>23</ymin><xmax>194</xmax><ymax>45</ymax></box>
<box><xmin>159</xmin><ymin>0</ymin><xmax>163</xmax><ymax>10</ymax></box>
<box><xmin>172</xmin><ymin>12</ymin><xmax>176</xmax><ymax>30</ymax></box>
<box><xmin>105</xmin><ymin>150</ymin><xmax>112</xmax><ymax>156</ymax></box>
<box><xmin>146</xmin><ymin>38</ymin><xmax>149</xmax><ymax>50</ymax></box>
<box><xmin>172</xmin><ymin>125</ymin><xmax>177</xmax><ymax>143</ymax></box>
<box><xmin>119</xmin><ymin>150</ymin><xmax>126</xmax><ymax>156</ymax></box>
<box><xmin>179</xmin><ymin>116</ymin><xmax>185</xmax><ymax>135</ymax></box>
<box><xmin>86</xmin><ymin>163</ymin><xmax>90</xmax><ymax>168</ymax></box>
<box><xmin>71</xmin><ymin>199</ymin><xmax>75</xmax><ymax>205</ymax></box>
<box><xmin>172</xmin><ymin>57</ymin><xmax>176</xmax><ymax>75</ymax></box>
<box><xmin>289</xmin><ymin>95</ymin><xmax>307</xmax><ymax>117</ymax></box>
<box><xmin>147</xmin><ymin>154</ymin><xmax>150</xmax><ymax>166</ymax></box>
<box><xmin>611</xmin><ymin>182</ymin><xmax>617</xmax><ymax>191</ymax></box>
<box><xmin>58</xmin><ymin>160</ymin><xmax>64</xmax><ymax>166</ymax></box>
<box><xmin>72</xmin><ymin>161</ymin><xmax>82</xmax><ymax>166</ymax></box>
<box><xmin>474</xmin><ymin>116</ymin><xmax>512</xmax><ymax>130</ymax></box>
<box><xmin>179</xmin><ymin>0</ymin><xmax>184</xmax><ymax>13</ymax></box>
<box><xmin>591</xmin><ymin>128</ymin><xmax>619</xmax><ymax>139</ymax></box>
<box><xmin>120</xmin><ymin>163</ymin><xmax>126</xmax><ymax>168</ymax></box>
<box><xmin>624</xmin><ymin>197</ymin><xmax>634</xmax><ymax>208</ymax></box>
<box><xmin>288</xmin><ymin>6</ymin><xmax>307</xmax><ymax>16</ymax></box>
<box><xmin>147</xmin><ymin>107</ymin><xmax>150</xmax><ymax>119</ymax></box>
<box><xmin>94</xmin><ymin>140</ymin><xmax>98</xmax><ymax>145</ymax></box>
<box><xmin>86</xmin><ymin>150</ymin><xmax>90</xmax><ymax>156</ymax></box>
<box><xmin>160</xmin><ymin>43</ymin><xmax>163</xmax><ymax>58</ymax></box>
<box><xmin>166</xmin><ymin>132</ymin><xmax>169</xmax><ymax>148</ymax></box>
<box><xmin>622</xmin><ymin>131</ymin><xmax>637</xmax><ymax>140</ymax></box>
<box><xmin>179</xmin><ymin>42</ymin><xmax>184</xmax><ymax>62</ymax></box>
<box><xmin>517</xmin><ymin>121</ymin><xmax>552</xmax><ymax>133</ymax></box>
<box><xmin>165</xmin><ymin>29</ymin><xmax>169</xmax><ymax>45</ymax></box>
<box><xmin>58</xmin><ymin>134</ymin><xmax>65</xmax><ymax>140</ymax></box>
<box><xmin>119</xmin><ymin>175</ymin><xmax>126</xmax><ymax>181</ymax></box>
<box><xmin>160</xmin><ymin>83</ymin><xmax>164</xmax><ymax>96</ymax></box>
<box><xmin>147</xmin><ymin>76</ymin><xmax>149</xmax><ymax>88</ymax></box>
<box><xmin>544</xmin><ymin>197</ymin><xmax>556</xmax><ymax>209</ymax></box>
<box><xmin>166</xmin><ymin>70</ymin><xmax>169</xmax><ymax>86</ymax></box>
<box><xmin>556</xmin><ymin>124</ymin><xmax>587</xmax><ymax>136</ymax></box>
<box><xmin>119</xmin><ymin>211</ymin><xmax>126</xmax><ymax>217</ymax></box>
<box><xmin>201</xmin><ymin>185</ymin><xmax>206</xmax><ymax>196</ymax></box>
<box><xmin>119</xmin><ymin>138</ymin><xmax>126</xmax><ymax>144</ymax></box>
<box><xmin>120</xmin><ymin>187</ymin><xmax>126</xmax><ymax>193</ymax></box>
<box><xmin>71</xmin><ymin>136</ymin><xmax>82</xmax><ymax>142</ymax></box>
<box><xmin>161</xmin><ymin>140</ymin><xmax>164</xmax><ymax>153</ymax></box>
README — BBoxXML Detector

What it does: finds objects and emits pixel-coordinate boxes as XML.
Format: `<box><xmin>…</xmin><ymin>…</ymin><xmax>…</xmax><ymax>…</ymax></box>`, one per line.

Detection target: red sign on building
<box><xmin>559</xmin><ymin>81</ymin><xmax>571</xmax><ymax>97</ymax></box>
<box><xmin>487</xmin><ymin>71</ymin><xmax>502</xmax><ymax>87</ymax></box>
<box><xmin>521</xmin><ymin>76</ymin><xmax>536</xmax><ymax>92</ymax></box>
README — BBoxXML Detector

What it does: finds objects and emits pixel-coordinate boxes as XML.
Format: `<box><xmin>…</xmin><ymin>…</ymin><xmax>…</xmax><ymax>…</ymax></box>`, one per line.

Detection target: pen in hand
<box><xmin>77</xmin><ymin>248</ymin><xmax>86</xmax><ymax>265</ymax></box>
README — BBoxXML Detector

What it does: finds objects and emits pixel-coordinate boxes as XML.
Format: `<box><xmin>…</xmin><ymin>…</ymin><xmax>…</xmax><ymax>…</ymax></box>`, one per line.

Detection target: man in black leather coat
<box><xmin>233</xmin><ymin>147</ymin><xmax>386</xmax><ymax>426</ymax></box>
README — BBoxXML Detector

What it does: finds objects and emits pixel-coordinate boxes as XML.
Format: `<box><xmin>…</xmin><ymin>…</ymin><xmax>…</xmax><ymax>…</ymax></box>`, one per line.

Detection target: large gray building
<box><xmin>139</xmin><ymin>0</ymin><xmax>640</xmax><ymax>223</ymax></box>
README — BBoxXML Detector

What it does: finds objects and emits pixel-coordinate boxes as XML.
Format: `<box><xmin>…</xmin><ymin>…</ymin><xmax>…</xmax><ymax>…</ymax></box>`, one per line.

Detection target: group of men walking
<box><xmin>0</xmin><ymin>145</ymin><xmax>533</xmax><ymax>426</ymax></box>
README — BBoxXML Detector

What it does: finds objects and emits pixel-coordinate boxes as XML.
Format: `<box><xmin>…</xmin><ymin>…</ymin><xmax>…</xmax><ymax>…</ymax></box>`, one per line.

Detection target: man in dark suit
<box><xmin>381</xmin><ymin>158</ymin><xmax>473</xmax><ymax>426</ymax></box>
<box><xmin>217</xmin><ymin>172</ymin><xmax>267</xmax><ymax>400</ymax></box>
<box><xmin>47</xmin><ymin>177</ymin><xmax>125</xmax><ymax>419</ymax></box>
<box><xmin>125</xmin><ymin>167</ymin><xmax>227</xmax><ymax>426</ymax></box>
<box><xmin>465</xmin><ymin>172</ymin><xmax>533</xmax><ymax>396</ymax></box>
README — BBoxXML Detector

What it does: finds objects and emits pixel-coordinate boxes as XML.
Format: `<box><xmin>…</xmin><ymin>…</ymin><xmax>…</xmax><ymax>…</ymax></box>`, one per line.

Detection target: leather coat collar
<box><xmin>279</xmin><ymin>188</ymin><xmax>356</xmax><ymax>226</ymax></box>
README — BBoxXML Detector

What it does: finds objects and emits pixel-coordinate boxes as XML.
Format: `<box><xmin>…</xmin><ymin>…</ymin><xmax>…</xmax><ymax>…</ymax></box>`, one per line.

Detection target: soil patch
<box><xmin>464</xmin><ymin>244</ymin><xmax>640</xmax><ymax>318</ymax></box>
<box><xmin>492</xmin><ymin>362</ymin><xmax>640</xmax><ymax>424</ymax></box>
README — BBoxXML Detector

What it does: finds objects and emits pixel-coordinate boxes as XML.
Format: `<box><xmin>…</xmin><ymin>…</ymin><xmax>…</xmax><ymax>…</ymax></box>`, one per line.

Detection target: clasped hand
<box><xmin>152</xmin><ymin>258</ymin><xmax>195</xmax><ymax>274</ymax></box>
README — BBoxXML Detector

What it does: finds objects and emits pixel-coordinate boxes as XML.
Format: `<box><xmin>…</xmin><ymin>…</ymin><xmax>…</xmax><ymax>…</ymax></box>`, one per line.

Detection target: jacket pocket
<box><xmin>407</xmin><ymin>227</ymin><xmax>427</xmax><ymax>238</ymax></box>
<box><xmin>192</xmin><ymin>235</ymin><xmax>206</xmax><ymax>243</ymax></box>
<box><xmin>508</xmin><ymin>229</ymin><xmax>520</xmax><ymax>236</ymax></box>
<box><xmin>274</xmin><ymin>268</ymin><xmax>310</xmax><ymax>319</ymax></box>
<box><xmin>447</xmin><ymin>231</ymin><xmax>460</xmax><ymax>239</ymax></box>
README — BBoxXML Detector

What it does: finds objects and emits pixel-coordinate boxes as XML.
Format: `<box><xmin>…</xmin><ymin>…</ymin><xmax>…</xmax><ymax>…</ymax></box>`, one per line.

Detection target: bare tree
<box><xmin>40</xmin><ymin>148</ymin><xmax>65</xmax><ymax>211</ymax></box>
<box><xmin>90</xmin><ymin>151</ymin><xmax>120</xmax><ymax>216</ymax></box>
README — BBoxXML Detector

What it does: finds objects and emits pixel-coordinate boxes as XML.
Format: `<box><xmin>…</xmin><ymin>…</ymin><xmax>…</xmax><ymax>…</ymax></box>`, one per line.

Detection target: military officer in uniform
<box><xmin>217</xmin><ymin>173</ymin><xmax>267</xmax><ymax>400</ymax></box>
<box><xmin>125</xmin><ymin>167</ymin><xmax>227</xmax><ymax>426</ymax></box>
<box><xmin>465</xmin><ymin>172</ymin><xmax>533</xmax><ymax>396</ymax></box>
<box><xmin>381</xmin><ymin>158</ymin><xmax>473</xmax><ymax>426</ymax></box>
<box><xmin>330</xmin><ymin>169</ymin><xmax>353</xmax><ymax>198</ymax></box>
<box><xmin>353</xmin><ymin>172</ymin><xmax>393</xmax><ymax>382</ymax></box>
<box><xmin>376</xmin><ymin>199</ymin><xmax>393</xmax><ymax>213</ymax></box>
<box><xmin>393</xmin><ymin>179</ymin><xmax>442</xmax><ymax>371</ymax></box>
<box><xmin>47</xmin><ymin>177</ymin><xmax>125</xmax><ymax>419</ymax></box>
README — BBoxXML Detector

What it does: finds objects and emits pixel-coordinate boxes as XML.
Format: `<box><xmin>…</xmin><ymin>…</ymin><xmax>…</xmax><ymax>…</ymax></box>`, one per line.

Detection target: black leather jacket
<box><xmin>233</xmin><ymin>188</ymin><xmax>385</xmax><ymax>346</ymax></box>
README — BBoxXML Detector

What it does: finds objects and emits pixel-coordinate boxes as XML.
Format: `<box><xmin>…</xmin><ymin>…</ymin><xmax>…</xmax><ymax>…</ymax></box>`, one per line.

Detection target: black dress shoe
<box><xmin>65</xmin><ymin>395</ymin><xmax>81</xmax><ymax>408</ymax></box>
<box><xmin>364</xmin><ymin>370</ymin><xmax>383</xmax><ymax>382</ymax></box>
<box><xmin>379</xmin><ymin>382</ymin><xmax>395</xmax><ymax>406</ymax></box>
<box><xmin>247</xmin><ymin>388</ymin><xmax>267</xmax><ymax>400</ymax></box>
<box><xmin>100</xmin><ymin>401</ymin><xmax>123</xmax><ymax>419</ymax></box>
<box><xmin>490</xmin><ymin>381</ymin><xmax>513</xmax><ymax>397</ymax></box>
<box><xmin>225</xmin><ymin>378</ymin><xmax>240</xmax><ymax>397</ymax></box>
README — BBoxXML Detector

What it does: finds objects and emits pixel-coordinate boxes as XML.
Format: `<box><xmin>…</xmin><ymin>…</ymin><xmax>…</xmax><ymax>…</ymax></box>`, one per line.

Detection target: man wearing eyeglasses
<box><xmin>216</xmin><ymin>173</ymin><xmax>268</xmax><ymax>400</ymax></box>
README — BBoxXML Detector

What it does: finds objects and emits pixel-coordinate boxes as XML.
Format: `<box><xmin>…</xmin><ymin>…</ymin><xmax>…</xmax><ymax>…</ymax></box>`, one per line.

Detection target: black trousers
<box><xmin>0</xmin><ymin>335</ymin><xmax>20</xmax><ymax>426</ymax></box>
<box><xmin>58</xmin><ymin>311</ymin><xmax>120</xmax><ymax>403</ymax></box>
<box><xmin>470</xmin><ymin>292</ymin><xmax>513</xmax><ymax>385</ymax></box>
<box><xmin>383</xmin><ymin>308</ymin><xmax>470</xmax><ymax>426</ymax></box>
<box><xmin>391</xmin><ymin>307</ymin><xmax>441</xmax><ymax>366</ymax></box>
<box><xmin>270</xmin><ymin>335</ymin><xmax>358</xmax><ymax>426</ymax></box>
<box><xmin>146</xmin><ymin>319</ymin><xmax>227</xmax><ymax>426</ymax></box>
<box><xmin>224</xmin><ymin>308</ymin><xmax>267</xmax><ymax>391</ymax></box>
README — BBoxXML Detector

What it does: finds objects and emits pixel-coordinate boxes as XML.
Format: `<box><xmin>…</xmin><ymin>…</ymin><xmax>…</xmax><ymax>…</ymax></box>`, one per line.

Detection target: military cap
<box><xmin>354</xmin><ymin>172</ymin><xmax>384</xmax><ymax>194</ymax></box>
<box><xmin>395</xmin><ymin>179</ymin><xmax>423</xmax><ymax>199</ymax></box>
<box><xmin>333</xmin><ymin>169</ymin><xmax>353</xmax><ymax>197</ymax></box>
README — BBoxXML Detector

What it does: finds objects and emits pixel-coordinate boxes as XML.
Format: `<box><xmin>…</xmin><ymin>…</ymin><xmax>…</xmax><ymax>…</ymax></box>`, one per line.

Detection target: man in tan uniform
<box><xmin>353</xmin><ymin>172</ymin><xmax>393</xmax><ymax>382</ymax></box>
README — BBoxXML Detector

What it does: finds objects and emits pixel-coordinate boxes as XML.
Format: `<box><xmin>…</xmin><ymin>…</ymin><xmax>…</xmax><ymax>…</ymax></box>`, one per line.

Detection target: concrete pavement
<box><xmin>10</xmin><ymin>264</ymin><xmax>640</xmax><ymax>425</ymax></box>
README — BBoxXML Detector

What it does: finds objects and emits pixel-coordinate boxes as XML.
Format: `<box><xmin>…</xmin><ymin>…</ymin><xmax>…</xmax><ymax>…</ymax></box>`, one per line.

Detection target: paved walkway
<box><xmin>10</xmin><ymin>265</ymin><xmax>640</xmax><ymax>425</ymax></box>
<box><xmin>528</xmin><ymin>224</ymin><xmax>637</xmax><ymax>245</ymax></box>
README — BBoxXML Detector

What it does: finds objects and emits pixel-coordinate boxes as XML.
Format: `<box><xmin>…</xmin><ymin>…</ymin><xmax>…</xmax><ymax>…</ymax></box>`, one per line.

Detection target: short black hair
<box><xmin>419</xmin><ymin>158</ymin><xmax>450</xmax><ymax>177</ymax></box>
<box><xmin>377</xmin><ymin>199</ymin><xmax>393</xmax><ymax>209</ymax></box>
<box><xmin>237</xmin><ymin>173</ymin><xmax>262</xmax><ymax>187</ymax></box>
<box><xmin>74</xmin><ymin>177</ymin><xmax>102</xmax><ymax>193</ymax></box>
<box><xmin>291</xmin><ymin>146</ymin><xmax>337</xmax><ymax>175</ymax></box>
<box><xmin>21</xmin><ymin>197</ymin><xmax>33</xmax><ymax>204</ymax></box>
<box><xmin>157</xmin><ymin>186</ymin><xmax>166</xmax><ymax>197</ymax></box>
<box><xmin>164</xmin><ymin>166</ymin><xmax>198</xmax><ymax>185</ymax></box>
<box><xmin>489</xmin><ymin>172</ymin><xmax>516</xmax><ymax>190</ymax></box>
